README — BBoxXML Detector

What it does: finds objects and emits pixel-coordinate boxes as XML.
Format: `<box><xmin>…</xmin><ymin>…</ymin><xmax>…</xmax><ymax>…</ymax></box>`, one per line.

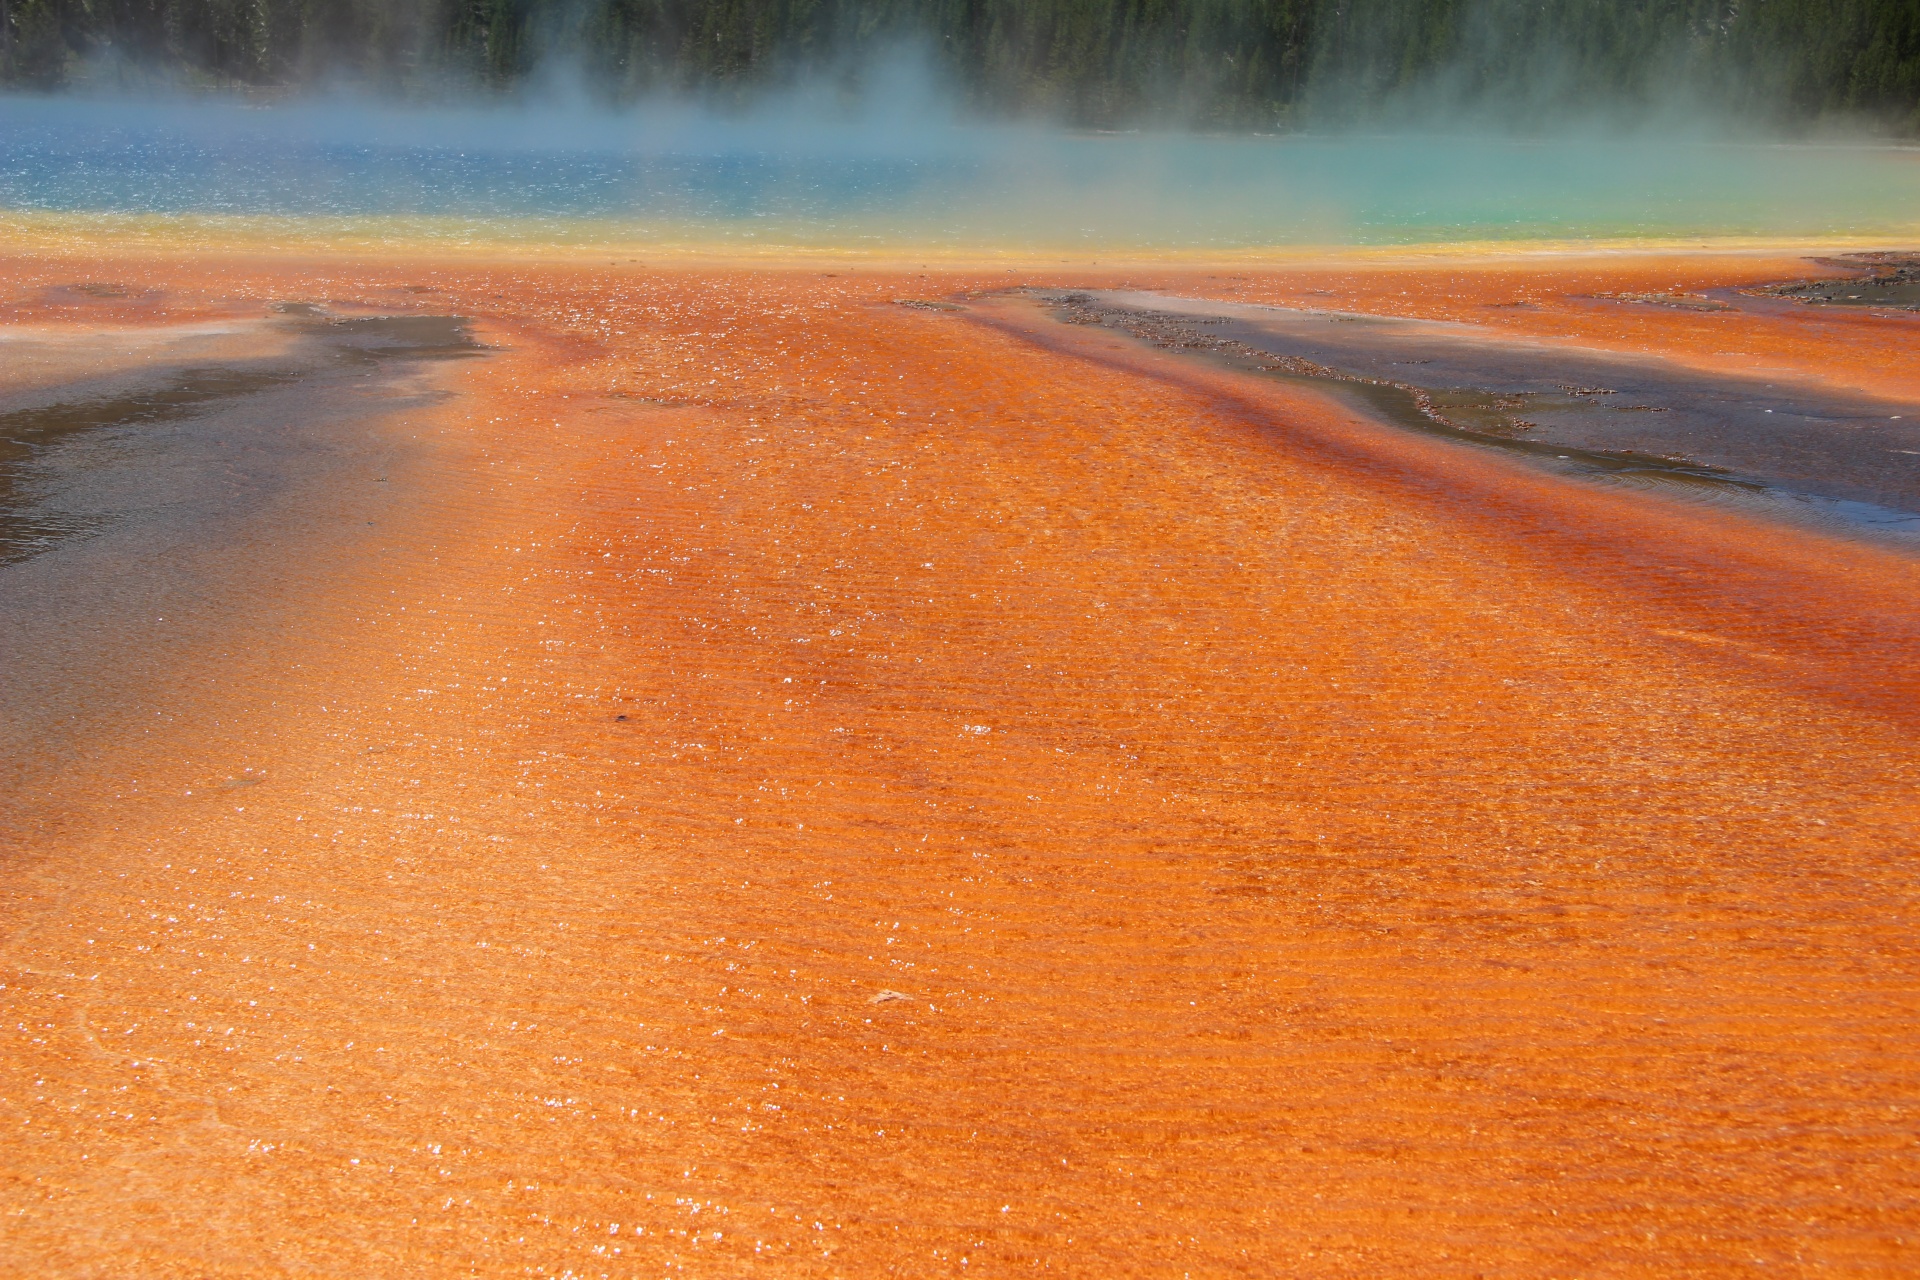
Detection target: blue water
<box><xmin>3</xmin><ymin>95</ymin><xmax>1917</xmax><ymax>247</ymax></box>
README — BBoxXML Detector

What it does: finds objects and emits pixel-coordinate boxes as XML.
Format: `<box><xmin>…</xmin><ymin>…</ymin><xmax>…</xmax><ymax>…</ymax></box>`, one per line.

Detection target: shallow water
<box><xmin>0</xmin><ymin>308</ymin><xmax>481</xmax><ymax>792</ymax></box>
<box><xmin>4</xmin><ymin>96</ymin><xmax>1919</xmax><ymax>248</ymax></box>
<box><xmin>1050</xmin><ymin>289</ymin><xmax>1920</xmax><ymax>544</ymax></box>
<box><xmin>0</xmin><ymin>310</ymin><xmax>482</xmax><ymax>561</ymax></box>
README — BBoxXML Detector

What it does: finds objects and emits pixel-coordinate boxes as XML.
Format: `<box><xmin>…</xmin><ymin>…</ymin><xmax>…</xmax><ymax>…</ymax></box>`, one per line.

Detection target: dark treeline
<box><xmin>1</xmin><ymin>0</ymin><xmax>1916</xmax><ymax>131</ymax></box>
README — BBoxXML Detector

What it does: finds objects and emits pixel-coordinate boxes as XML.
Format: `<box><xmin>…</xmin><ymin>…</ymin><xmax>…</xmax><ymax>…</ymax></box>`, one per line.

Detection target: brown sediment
<box><xmin>0</xmin><ymin>247</ymin><xmax>1917</xmax><ymax>1277</ymax></box>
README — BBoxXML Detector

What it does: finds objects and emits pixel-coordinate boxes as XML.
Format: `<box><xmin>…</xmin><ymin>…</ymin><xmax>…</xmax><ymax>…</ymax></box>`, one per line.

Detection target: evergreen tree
<box><xmin>2</xmin><ymin>0</ymin><xmax>1915</xmax><ymax>132</ymax></box>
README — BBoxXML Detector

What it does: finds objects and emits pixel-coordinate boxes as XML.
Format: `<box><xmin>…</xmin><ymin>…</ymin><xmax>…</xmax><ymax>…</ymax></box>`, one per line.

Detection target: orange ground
<box><xmin>2</xmin><ymin>248</ymin><xmax>1918</xmax><ymax>1277</ymax></box>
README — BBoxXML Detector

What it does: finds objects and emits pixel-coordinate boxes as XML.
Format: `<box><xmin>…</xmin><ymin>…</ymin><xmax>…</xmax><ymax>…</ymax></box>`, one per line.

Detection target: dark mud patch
<box><xmin>1584</xmin><ymin>291</ymin><xmax>1732</xmax><ymax>312</ymax></box>
<box><xmin>315</xmin><ymin>313</ymin><xmax>487</xmax><ymax>362</ymax></box>
<box><xmin>1040</xmin><ymin>290</ymin><xmax>1920</xmax><ymax>546</ymax></box>
<box><xmin>1751</xmin><ymin>253</ymin><xmax>1920</xmax><ymax>311</ymax></box>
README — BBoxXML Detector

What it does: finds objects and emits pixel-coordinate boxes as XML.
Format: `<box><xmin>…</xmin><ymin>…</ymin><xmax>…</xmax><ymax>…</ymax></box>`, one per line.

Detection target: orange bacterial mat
<box><xmin>1</xmin><ymin>247</ymin><xmax>1916</xmax><ymax>1277</ymax></box>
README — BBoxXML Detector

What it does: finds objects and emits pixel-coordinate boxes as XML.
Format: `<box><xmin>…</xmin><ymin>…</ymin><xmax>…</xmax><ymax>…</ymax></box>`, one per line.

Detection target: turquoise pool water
<box><xmin>3</xmin><ymin>96</ymin><xmax>1916</xmax><ymax>248</ymax></box>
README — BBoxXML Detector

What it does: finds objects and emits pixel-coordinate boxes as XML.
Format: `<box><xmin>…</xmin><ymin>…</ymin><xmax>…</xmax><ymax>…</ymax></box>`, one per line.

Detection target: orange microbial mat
<box><xmin>1</xmin><ymin>245</ymin><xmax>1916</xmax><ymax>1276</ymax></box>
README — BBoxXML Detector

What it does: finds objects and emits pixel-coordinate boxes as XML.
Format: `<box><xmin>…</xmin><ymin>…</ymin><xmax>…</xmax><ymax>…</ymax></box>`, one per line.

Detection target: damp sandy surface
<box><xmin>1</xmin><ymin>247</ymin><xmax>1917</xmax><ymax>1277</ymax></box>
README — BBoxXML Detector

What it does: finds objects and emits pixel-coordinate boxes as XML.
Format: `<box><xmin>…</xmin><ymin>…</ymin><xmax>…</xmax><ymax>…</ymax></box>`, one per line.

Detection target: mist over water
<box><xmin>3</xmin><ymin>90</ymin><xmax>1917</xmax><ymax>251</ymax></box>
